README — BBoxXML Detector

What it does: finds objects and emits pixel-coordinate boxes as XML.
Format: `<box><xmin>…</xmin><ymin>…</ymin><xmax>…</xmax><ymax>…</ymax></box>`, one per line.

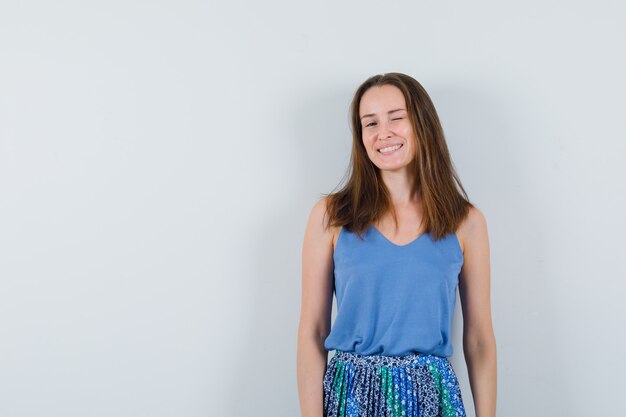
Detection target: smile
<box><xmin>378</xmin><ymin>144</ymin><xmax>403</xmax><ymax>155</ymax></box>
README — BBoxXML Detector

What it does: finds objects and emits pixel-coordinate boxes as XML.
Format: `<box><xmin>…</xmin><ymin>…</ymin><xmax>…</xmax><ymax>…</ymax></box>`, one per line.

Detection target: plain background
<box><xmin>1</xmin><ymin>1</ymin><xmax>625</xmax><ymax>416</ymax></box>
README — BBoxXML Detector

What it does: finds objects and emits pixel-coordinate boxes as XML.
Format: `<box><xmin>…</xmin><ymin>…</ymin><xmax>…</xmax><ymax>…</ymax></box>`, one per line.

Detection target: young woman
<box><xmin>297</xmin><ymin>73</ymin><xmax>496</xmax><ymax>417</ymax></box>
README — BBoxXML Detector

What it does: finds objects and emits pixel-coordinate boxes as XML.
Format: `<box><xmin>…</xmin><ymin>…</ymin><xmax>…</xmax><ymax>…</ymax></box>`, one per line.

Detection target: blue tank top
<box><xmin>323</xmin><ymin>224</ymin><xmax>464</xmax><ymax>357</ymax></box>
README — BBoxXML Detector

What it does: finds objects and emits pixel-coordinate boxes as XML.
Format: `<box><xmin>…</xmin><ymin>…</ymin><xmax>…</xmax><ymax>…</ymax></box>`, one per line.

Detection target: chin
<box><xmin>378</xmin><ymin>162</ymin><xmax>412</xmax><ymax>172</ymax></box>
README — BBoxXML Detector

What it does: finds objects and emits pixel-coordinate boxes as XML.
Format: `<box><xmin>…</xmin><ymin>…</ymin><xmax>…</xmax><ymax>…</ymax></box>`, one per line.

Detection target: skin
<box><xmin>297</xmin><ymin>84</ymin><xmax>497</xmax><ymax>417</ymax></box>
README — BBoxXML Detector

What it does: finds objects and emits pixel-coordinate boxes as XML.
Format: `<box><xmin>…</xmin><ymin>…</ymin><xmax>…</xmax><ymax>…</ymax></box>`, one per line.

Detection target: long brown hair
<box><xmin>322</xmin><ymin>72</ymin><xmax>473</xmax><ymax>241</ymax></box>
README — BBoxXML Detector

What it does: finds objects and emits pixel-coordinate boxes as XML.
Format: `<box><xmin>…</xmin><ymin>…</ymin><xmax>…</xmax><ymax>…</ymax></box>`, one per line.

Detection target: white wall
<box><xmin>1</xmin><ymin>1</ymin><xmax>624</xmax><ymax>416</ymax></box>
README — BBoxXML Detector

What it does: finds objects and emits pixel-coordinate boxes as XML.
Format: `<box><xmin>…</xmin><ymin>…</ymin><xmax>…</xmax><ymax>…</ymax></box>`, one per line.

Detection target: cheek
<box><xmin>362</xmin><ymin>137</ymin><xmax>377</xmax><ymax>157</ymax></box>
<box><xmin>362</xmin><ymin>133</ymin><xmax>375</xmax><ymax>147</ymax></box>
<box><xmin>399</xmin><ymin>123</ymin><xmax>414</xmax><ymax>136</ymax></box>
<box><xmin>407</xmin><ymin>141</ymin><xmax>418</xmax><ymax>158</ymax></box>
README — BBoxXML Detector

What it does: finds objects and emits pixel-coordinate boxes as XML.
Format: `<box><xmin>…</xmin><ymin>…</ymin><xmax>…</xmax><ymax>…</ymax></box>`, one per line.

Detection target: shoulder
<box><xmin>304</xmin><ymin>196</ymin><xmax>341</xmax><ymax>248</ymax></box>
<box><xmin>307</xmin><ymin>196</ymin><xmax>331</xmax><ymax>232</ymax></box>
<box><xmin>456</xmin><ymin>205</ymin><xmax>489</xmax><ymax>255</ymax></box>
<box><xmin>302</xmin><ymin>197</ymin><xmax>342</xmax><ymax>278</ymax></box>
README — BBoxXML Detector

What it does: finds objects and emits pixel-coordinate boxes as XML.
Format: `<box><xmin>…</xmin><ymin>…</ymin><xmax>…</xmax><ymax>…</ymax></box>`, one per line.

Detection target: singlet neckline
<box><xmin>370</xmin><ymin>224</ymin><xmax>428</xmax><ymax>248</ymax></box>
<box><xmin>333</xmin><ymin>225</ymin><xmax>432</xmax><ymax>257</ymax></box>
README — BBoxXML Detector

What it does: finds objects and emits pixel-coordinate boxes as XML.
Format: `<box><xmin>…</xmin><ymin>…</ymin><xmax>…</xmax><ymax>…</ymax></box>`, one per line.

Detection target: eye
<box><xmin>365</xmin><ymin>121</ymin><xmax>377</xmax><ymax>127</ymax></box>
<box><xmin>392</xmin><ymin>117</ymin><xmax>403</xmax><ymax>121</ymax></box>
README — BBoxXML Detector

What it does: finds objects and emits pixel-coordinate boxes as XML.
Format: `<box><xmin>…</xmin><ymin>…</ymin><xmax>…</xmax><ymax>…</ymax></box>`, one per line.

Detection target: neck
<box><xmin>380</xmin><ymin>169</ymin><xmax>418</xmax><ymax>206</ymax></box>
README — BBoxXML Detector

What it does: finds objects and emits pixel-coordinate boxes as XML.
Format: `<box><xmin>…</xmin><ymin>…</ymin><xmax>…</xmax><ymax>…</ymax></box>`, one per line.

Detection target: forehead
<box><xmin>359</xmin><ymin>84</ymin><xmax>406</xmax><ymax>117</ymax></box>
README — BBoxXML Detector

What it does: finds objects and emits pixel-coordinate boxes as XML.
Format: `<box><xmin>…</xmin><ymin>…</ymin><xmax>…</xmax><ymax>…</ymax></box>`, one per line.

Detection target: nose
<box><xmin>378</xmin><ymin>121</ymin><xmax>393</xmax><ymax>140</ymax></box>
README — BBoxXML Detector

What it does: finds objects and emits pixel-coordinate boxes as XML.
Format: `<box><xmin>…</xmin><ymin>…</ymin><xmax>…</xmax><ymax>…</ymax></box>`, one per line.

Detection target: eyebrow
<box><xmin>360</xmin><ymin>108</ymin><xmax>406</xmax><ymax>120</ymax></box>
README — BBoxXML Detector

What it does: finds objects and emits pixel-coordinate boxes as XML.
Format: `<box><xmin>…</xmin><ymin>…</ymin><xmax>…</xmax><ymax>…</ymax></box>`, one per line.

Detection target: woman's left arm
<box><xmin>458</xmin><ymin>207</ymin><xmax>497</xmax><ymax>417</ymax></box>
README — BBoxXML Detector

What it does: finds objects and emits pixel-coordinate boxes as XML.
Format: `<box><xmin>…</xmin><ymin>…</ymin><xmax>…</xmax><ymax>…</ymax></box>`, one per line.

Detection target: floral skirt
<box><xmin>323</xmin><ymin>350</ymin><xmax>466</xmax><ymax>417</ymax></box>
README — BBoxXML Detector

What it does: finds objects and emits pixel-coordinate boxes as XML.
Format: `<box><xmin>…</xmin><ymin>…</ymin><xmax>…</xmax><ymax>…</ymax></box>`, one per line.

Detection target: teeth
<box><xmin>379</xmin><ymin>144</ymin><xmax>402</xmax><ymax>153</ymax></box>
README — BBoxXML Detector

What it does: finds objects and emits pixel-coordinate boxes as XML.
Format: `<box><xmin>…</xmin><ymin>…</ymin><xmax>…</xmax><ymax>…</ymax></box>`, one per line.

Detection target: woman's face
<box><xmin>359</xmin><ymin>84</ymin><xmax>417</xmax><ymax>172</ymax></box>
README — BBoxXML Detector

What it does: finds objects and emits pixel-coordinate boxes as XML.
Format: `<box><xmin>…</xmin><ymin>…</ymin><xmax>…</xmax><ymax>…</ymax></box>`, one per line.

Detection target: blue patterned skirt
<box><xmin>323</xmin><ymin>350</ymin><xmax>466</xmax><ymax>417</ymax></box>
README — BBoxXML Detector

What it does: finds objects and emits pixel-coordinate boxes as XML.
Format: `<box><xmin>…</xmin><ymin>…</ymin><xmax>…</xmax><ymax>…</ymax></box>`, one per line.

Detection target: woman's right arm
<box><xmin>297</xmin><ymin>197</ymin><xmax>335</xmax><ymax>417</ymax></box>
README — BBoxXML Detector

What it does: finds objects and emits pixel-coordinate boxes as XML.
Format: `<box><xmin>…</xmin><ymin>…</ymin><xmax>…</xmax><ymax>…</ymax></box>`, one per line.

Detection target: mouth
<box><xmin>377</xmin><ymin>143</ymin><xmax>403</xmax><ymax>155</ymax></box>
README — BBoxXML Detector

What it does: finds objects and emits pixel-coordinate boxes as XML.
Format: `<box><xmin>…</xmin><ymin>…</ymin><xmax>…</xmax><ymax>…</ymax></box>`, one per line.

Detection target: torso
<box><xmin>324</xmin><ymin>207</ymin><xmax>468</xmax><ymax>357</ymax></box>
<box><xmin>331</xmin><ymin>225</ymin><xmax>342</xmax><ymax>251</ymax></box>
<box><xmin>331</xmin><ymin>216</ymin><xmax>466</xmax><ymax>255</ymax></box>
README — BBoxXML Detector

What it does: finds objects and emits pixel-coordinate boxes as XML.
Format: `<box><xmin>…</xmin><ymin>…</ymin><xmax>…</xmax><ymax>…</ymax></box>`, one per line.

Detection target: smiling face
<box><xmin>359</xmin><ymin>84</ymin><xmax>417</xmax><ymax>173</ymax></box>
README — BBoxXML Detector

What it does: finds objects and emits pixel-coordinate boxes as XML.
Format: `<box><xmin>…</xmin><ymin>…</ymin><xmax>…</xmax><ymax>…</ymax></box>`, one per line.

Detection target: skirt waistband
<box><xmin>331</xmin><ymin>349</ymin><xmax>450</xmax><ymax>368</ymax></box>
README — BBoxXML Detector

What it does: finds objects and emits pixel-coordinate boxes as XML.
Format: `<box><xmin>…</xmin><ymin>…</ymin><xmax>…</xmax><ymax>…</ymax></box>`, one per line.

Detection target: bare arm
<box><xmin>297</xmin><ymin>197</ymin><xmax>335</xmax><ymax>417</ymax></box>
<box><xmin>458</xmin><ymin>207</ymin><xmax>497</xmax><ymax>417</ymax></box>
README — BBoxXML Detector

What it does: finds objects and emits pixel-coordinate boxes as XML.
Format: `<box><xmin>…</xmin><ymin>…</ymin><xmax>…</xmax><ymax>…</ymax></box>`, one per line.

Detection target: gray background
<box><xmin>1</xmin><ymin>1</ymin><xmax>624</xmax><ymax>416</ymax></box>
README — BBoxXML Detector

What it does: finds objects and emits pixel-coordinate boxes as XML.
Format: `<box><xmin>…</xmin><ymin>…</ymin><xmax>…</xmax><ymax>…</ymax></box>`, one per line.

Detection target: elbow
<box><xmin>463</xmin><ymin>328</ymin><xmax>497</xmax><ymax>357</ymax></box>
<box><xmin>298</xmin><ymin>320</ymin><xmax>330</xmax><ymax>347</ymax></box>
